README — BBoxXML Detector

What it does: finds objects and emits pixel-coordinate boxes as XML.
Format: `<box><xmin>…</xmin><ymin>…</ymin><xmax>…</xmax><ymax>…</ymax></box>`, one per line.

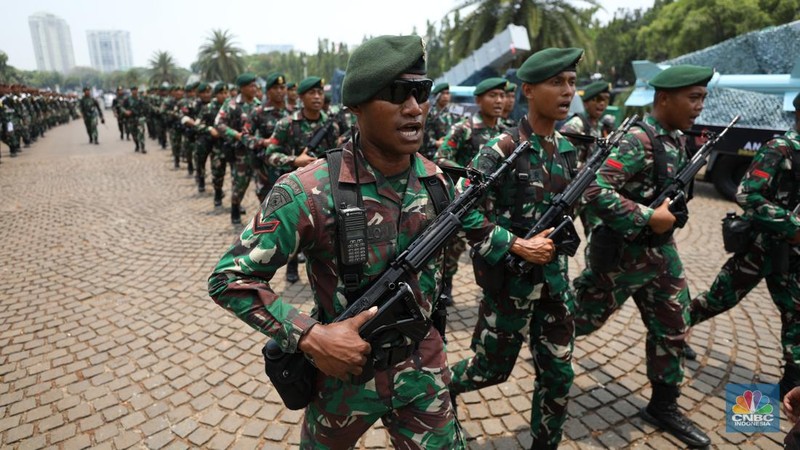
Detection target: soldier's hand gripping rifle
<box><xmin>649</xmin><ymin>115</ymin><xmax>740</xmax><ymax>230</ymax></box>
<box><xmin>504</xmin><ymin>115</ymin><xmax>638</xmax><ymax>275</ymax></box>
<box><xmin>263</xmin><ymin>139</ymin><xmax>531</xmax><ymax>410</ymax></box>
<box><xmin>305</xmin><ymin>117</ymin><xmax>336</xmax><ymax>157</ymax></box>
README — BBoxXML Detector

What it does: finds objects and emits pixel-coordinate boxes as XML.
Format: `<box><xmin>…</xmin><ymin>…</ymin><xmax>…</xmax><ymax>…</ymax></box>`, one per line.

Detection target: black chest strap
<box><xmin>637</xmin><ymin>121</ymin><xmax>669</xmax><ymax>192</ymax></box>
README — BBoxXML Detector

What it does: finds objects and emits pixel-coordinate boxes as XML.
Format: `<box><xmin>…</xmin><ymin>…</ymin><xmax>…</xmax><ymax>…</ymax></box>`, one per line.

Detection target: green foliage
<box><xmin>148</xmin><ymin>51</ymin><xmax>180</xmax><ymax>86</ymax></box>
<box><xmin>195</xmin><ymin>29</ymin><xmax>245</xmax><ymax>83</ymax></box>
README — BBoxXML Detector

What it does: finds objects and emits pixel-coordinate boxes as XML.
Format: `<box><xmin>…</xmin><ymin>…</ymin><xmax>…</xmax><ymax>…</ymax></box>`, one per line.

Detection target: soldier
<box><xmin>688</xmin><ymin>92</ymin><xmax>800</xmax><ymax>399</ymax></box>
<box><xmin>164</xmin><ymin>86</ymin><xmax>184</xmax><ymax>167</ymax></box>
<box><xmin>208</xmin><ymin>83</ymin><xmax>229</xmax><ymax>207</ymax></box>
<box><xmin>78</xmin><ymin>87</ymin><xmax>105</xmax><ymax>145</ymax></box>
<box><xmin>214</xmin><ymin>73</ymin><xmax>261</xmax><ymax>225</ymax></box>
<box><xmin>122</xmin><ymin>86</ymin><xmax>147</xmax><ymax>153</ymax></box>
<box><xmin>449</xmin><ymin>48</ymin><xmax>582</xmax><ymax>449</ymax></box>
<box><xmin>500</xmin><ymin>82</ymin><xmax>517</xmax><ymax>129</ymax></box>
<box><xmin>433</xmin><ymin>77</ymin><xmax>508</xmax><ymax>303</ymax></box>
<box><xmin>209</xmin><ymin>35</ymin><xmax>466</xmax><ymax>449</ymax></box>
<box><xmin>184</xmin><ymin>82</ymin><xmax>213</xmax><ymax>193</ymax></box>
<box><xmin>560</xmin><ymin>80</ymin><xmax>611</xmax><ymax>163</ymax></box>
<box><xmin>422</xmin><ymin>82</ymin><xmax>455</xmax><ymax>159</ymax></box>
<box><xmin>155</xmin><ymin>85</ymin><xmax>169</xmax><ymax>149</ymax></box>
<box><xmin>0</xmin><ymin>85</ymin><xmax>22</xmax><ymax>158</ymax></box>
<box><xmin>572</xmin><ymin>65</ymin><xmax>714</xmax><ymax>448</ymax></box>
<box><xmin>261</xmin><ymin>76</ymin><xmax>339</xmax><ymax>283</ymax></box>
<box><xmin>110</xmin><ymin>86</ymin><xmax>127</xmax><ymax>140</ymax></box>
<box><xmin>286</xmin><ymin>81</ymin><xmax>299</xmax><ymax>112</ymax></box>
<box><xmin>247</xmin><ymin>72</ymin><xmax>290</xmax><ymax>204</ymax></box>
<box><xmin>179</xmin><ymin>82</ymin><xmax>200</xmax><ymax>177</ymax></box>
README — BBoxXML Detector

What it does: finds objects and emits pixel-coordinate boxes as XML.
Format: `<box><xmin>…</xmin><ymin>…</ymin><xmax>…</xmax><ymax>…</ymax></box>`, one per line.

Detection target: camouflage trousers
<box><xmin>230</xmin><ymin>145</ymin><xmax>252</xmax><ymax>206</ymax></box>
<box><xmin>82</xmin><ymin>116</ymin><xmax>98</xmax><ymax>142</ymax></box>
<box><xmin>301</xmin><ymin>327</ymin><xmax>463</xmax><ymax>449</ymax></box>
<box><xmin>443</xmin><ymin>236</ymin><xmax>467</xmax><ymax>282</ymax></box>
<box><xmin>691</xmin><ymin>233</ymin><xmax>800</xmax><ymax>371</ymax></box>
<box><xmin>210</xmin><ymin>142</ymin><xmax>228</xmax><ymax>193</ymax></box>
<box><xmin>183</xmin><ymin>135</ymin><xmax>196</xmax><ymax>171</ymax></box>
<box><xmin>127</xmin><ymin>118</ymin><xmax>145</xmax><ymax>150</ymax></box>
<box><xmin>2</xmin><ymin>125</ymin><xmax>20</xmax><ymax>153</ymax></box>
<box><xmin>251</xmin><ymin>156</ymin><xmax>278</xmax><ymax>204</ymax></box>
<box><xmin>450</xmin><ymin>256</ymin><xmax>575</xmax><ymax>449</ymax></box>
<box><xmin>194</xmin><ymin>137</ymin><xmax>213</xmax><ymax>184</ymax></box>
<box><xmin>574</xmin><ymin>238</ymin><xmax>690</xmax><ymax>387</ymax></box>
<box><xmin>170</xmin><ymin>128</ymin><xmax>183</xmax><ymax>166</ymax></box>
<box><xmin>116</xmin><ymin>115</ymin><xmax>126</xmax><ymax>138</ymax></box>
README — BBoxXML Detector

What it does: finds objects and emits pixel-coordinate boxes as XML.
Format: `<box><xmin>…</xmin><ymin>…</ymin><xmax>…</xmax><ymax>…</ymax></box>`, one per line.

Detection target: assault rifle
<box><xmin>504</xmin><ymin>114</ymin><xmax>638</xmax><ymax>275</ymax></box>
<box><xmin>264</xmin><ymin>139</ymin><xmax>531</xmax><ymax>410</ymax></box>
<box><xmin>649</xmin><ymin>115</ymin><xmax>740</xmax><ymax>230</ymax></box>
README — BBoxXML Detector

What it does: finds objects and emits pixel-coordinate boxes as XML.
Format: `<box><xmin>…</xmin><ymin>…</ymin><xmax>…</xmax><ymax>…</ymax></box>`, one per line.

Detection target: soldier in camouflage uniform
<box><xmin>179</xmin><ymin>82</ymin><xmax>200</xmax><ymax>177</ymax></box>
<box><xmin>122</xmin><ymin>86</ymin><xmax>147</xmax><ymax>153</ymax></box>
<box><xmin>214</xmin><ymin>73</ymin><xmax>261</xmax><ymax>225</ymax></box>
<box><xmin>286</xmin><ymin>81</ymin><xmax>299</xmax><ymax>113</ymax></box>
<box><xmin>689</xmin><ymin>92</ymin><xmax>800</xmax><ymax>399</ymax></box>
<box><xmin>183</xmin><ymin>83</ymin><xmax>213</xmax><ymax>193</ymax></box>
<box><xmin>0</xmin><ymin>85</ymin><xmax>22</xmax><ymax>158</ymax></box>
<box><xmin>422</xmin><ymin>82</ymin><xmax>454</xmax><ymax>160</ymax></box>
<box><xmin>500</xmin><ymin>82</ymin><xmax>517</xmax><ymax>129</ymax></box>
<box><xmin>246</xmin><ymin>73</ymin><xmax>290</xmax><ymax>204</ymax></box>
<box><xmin>209</xmin><ymin>35</ymin><xmax>471</xmax><ymax>449</ymax></box>
<box><xmin>449</xmin><ymin>48</ymin><xmax>582</xmax><ymax>450</ymax></box>
<box><xmin>111</xmin><ymin>86</ymin><xmax>128</xmax><ymax>140</ymax></box>
<box><xmin>207</xmin><ymin>83</ymin><xmax>228</xmax><ymax>207</ymax></box>
<box><xmin>572</xmin><ymin>65</ymin><xmax>713</xmax><ymax>448</ymax></box>
<box><xmin>434</xmin><ymin>77</ymin><xmax>508</xmax><ymax>303</ymax></box>
<box><xmin>163</xmin><ymin>86</ymin><xmax>184</xmax><ymax>167</ymax></box>
<box><xmin>559</xmin><ymin>80</ymin><xmax>611</xmax><ymax>164</ymax></box>
<box><xmin>155</xmin><ymin>85</ymin><xmax>169</xmax><ymax>149</ymax></box>
<box><xmin>78</xmin><ymin>87</ymin><xmax>105</xmax><ymax>145</ymax></box>
<box><xmin>262</xmin><ymin>76</ymin><xmax>338</xmax><ymax>283</ymax></box>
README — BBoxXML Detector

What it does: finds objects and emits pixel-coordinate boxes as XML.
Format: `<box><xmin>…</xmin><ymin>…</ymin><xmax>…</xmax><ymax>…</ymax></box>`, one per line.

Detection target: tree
<box><xmin>195</xmin><ymin>29</ymin><xmax>245</xmax><ymax>83</ymax></box>
<box><xmin>447</xmin><ymin>0</ymin><xmax>599</xmax><ymax>72</ymax></box>
<box><xmin>148</xmin><ymin>51</ymin><xmax>179</xmax><ymax>86</ymax></box>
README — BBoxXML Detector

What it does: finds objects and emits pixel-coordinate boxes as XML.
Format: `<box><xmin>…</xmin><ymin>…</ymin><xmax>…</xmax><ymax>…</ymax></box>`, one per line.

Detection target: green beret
<box><xmin>130</xmin><ymin>85</ymin><xmax>138</xmax><ymax>90</ymax></box>
<box><xmin>82</xmin><ymin>86</ymin><xmax>90</xmax><ymax>91</ymax></box>
<box><xmin>287</xmin><ymin>82</ymin><xmax>297</xmax><ymax>89</ymax></box>
<box><xmin>235</xmin><ymin>72</ymin><xmax>257</xmax><ymax>87</ymax></box>
<box><xmin>580</xmin><ymin>81</ymin><xmax>610</xmax><ymax>101</ymax></box>
<box><xmin>432</xmin><ymin>83</ymin><xmax>449</xmax><ymax>95</ymax></box>
<box><xmin>474</xmin><ymin>77</ymin><xmax>507</xmax><ymax>96</ymax></box>
<box><xmin>342</xmin><ymin>35</ymin><xmax>427</xmax><ymax>107</ymax></box>
<box><xmin>297</xmin><ymin>76</ymin><xmax>323</xmax><ymax>95</ymax></box>
<box><xmin>185</xmin><ymin>82</ymin><xmax>198</xmax><ymax>91</ymax></box>
<box><xmin>196</xmin><ymin>82</ymin><xmax>210</xmax><ymax>93</ymax></box>
<box><xmin>265</xmin><ymin>73</ymin><xmax>286</xmax><ymax>89</ymax></box>
<box><xmin>505</xmin><ymin>82</ymin><xmax>517</xmax><ymax>93</ymax></box>
<box><xmin>517</xmin><ymin>47</ymin><xmax>584</xmax><ymax>84</ymax></box>
<box><xmin>794</xmin><ymin>92</ymin><xmax>800</xmax><ymax>111</ymax></box>
<box><xmin>212</xmin><ymin>83</ymin><xmax>227</xmax><ymax>95</ymax></box>
<box><xmin>649</xmin><ymin>65</ymin><xmax>714</xmax><ymax>89</ymax></box>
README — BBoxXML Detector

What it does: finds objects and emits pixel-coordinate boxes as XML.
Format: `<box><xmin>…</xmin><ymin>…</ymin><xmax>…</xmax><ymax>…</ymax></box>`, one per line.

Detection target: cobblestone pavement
<box><xmin>0</xmin><ymin>119</ymin><xmax>792</xmax><ymax>449</ymax></box>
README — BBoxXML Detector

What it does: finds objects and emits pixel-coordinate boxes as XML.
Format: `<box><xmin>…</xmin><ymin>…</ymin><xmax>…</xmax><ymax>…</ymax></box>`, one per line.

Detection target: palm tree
<box><xmin>149</xmin><ymin>51</ymin><xmax>179</xmax><ymax>86</ymax></box>
<box><xmin>195</xmin><ymin>29</ymin><xmax>245</xmax><ymax>83</ymax></box>
<box><xmin>447</xmin><ymin>0</ymin><xmax>599</xmax><ymax>70</ymax></box>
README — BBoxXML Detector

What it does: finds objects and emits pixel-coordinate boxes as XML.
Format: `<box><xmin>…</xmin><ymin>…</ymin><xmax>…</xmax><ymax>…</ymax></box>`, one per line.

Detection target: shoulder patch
<box><xmin>282</xmin><ymin>178</ymin><xmax>304</xmax><ymax>196</ymax></box>
<box><xmin>253</xmin><ymin>218</ymin><xmax>280</xmax><ymax>235</ymax></box>
<box><xmin>262</xmin><ymin>186</ymin><xmax>292</xmax><ymax>219</ymax></box>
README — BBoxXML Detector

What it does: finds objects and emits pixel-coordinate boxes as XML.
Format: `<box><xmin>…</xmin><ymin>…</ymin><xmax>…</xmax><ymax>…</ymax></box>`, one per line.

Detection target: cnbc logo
<box><xmin>725</xmin><ymin>383</ymin><xmax>780</xmax><ymax>433</ymax></box>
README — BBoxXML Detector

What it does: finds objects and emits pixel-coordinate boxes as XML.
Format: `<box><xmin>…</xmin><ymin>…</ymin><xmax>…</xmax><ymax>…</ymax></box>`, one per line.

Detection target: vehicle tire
<box><xmin>711</xmin><ymin>155</ymin><xmax>750</xmax><ymax>201</ymax></box>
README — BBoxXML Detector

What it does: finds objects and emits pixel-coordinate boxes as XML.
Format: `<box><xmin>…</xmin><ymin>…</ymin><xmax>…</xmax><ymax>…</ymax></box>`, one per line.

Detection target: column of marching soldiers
<box><xmin>0</xmin><ymin>84</ymin><xmax>80</xmax><ymax>162</ymax></box>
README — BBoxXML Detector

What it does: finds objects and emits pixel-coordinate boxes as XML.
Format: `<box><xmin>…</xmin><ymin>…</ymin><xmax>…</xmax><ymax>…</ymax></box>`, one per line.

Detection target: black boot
<box><xmin>187</xmin><ymin>161</ymin><xmax>194</xmax><ymax>177</ymax></box>
<box><xmin>441</xmin><ymin>277</ymin><xmax>454</xmax><ymax>306</ymax></box>
<box><xmin>174</xmin><ymin>156</ymin><xmax>179</xmax><ymax>169</ymax></box>
<box><xmin>641</xmin><ymin>383</ymin><xmax>710</xmax><ymax>448</ymax></box>
<box><xmin>780</xmin><ymin>364</ymin><xmax>800</xmax><ymax>401</ymax></box>
<box><xmin>285</xmin><ymin>257</ymin><xmax>299</xmax><ymax>283</ymax></box>
<box><xmin>198</xmin><ymin>177</ymin><xmax>205</xmax><ymax>193</ymax></box>
<box><xmin>684</xmin><ymin>343</ymin><xmax>697</xmax><ymax>361</ymax></box>
<box><xmin>231</xmin><ymin>205</ymin><xmax>241</xmax><ymax>225</ymax></box>
<box><xmin>214</xmin><ymin>189</ymin><xmax>223</xmax><ymax>207</ymax></box>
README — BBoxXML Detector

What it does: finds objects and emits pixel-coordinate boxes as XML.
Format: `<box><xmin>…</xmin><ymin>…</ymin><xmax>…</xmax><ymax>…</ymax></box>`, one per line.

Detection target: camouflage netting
<box><xmin>665</xmin><ymin>20</ymin><xmax>799</xmax><ymax>129</ymax></box>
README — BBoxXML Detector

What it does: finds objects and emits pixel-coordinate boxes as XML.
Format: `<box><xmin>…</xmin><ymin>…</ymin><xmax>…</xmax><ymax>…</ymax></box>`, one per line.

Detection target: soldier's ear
<box><xmin>522</xmin><ymin>83</ymin><xmax>535</xmax><ymax>101</ymax></box>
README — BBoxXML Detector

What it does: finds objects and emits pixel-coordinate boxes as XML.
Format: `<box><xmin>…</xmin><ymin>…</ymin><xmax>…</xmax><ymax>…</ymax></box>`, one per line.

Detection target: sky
<box><xmin>2</xmin><ymin>0</ymin><xmax>655</xmax><ymax>72</ymax></box>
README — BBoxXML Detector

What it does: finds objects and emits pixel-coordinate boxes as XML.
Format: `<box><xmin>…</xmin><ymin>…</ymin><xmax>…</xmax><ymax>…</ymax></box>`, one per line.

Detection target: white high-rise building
<box><xmin>28</xmin><ymin>12</ymin><xmax>76</xmax><ymax>73</ymax></box>
<box><xmin>87</xmin><ymin>30</ymin><xmax>133</xmax><ymax>73</ymax></box>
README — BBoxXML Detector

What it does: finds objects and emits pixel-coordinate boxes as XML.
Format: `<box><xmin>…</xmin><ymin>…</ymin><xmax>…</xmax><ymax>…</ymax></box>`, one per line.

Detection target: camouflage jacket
<box><xmin>422</xmin><ymin>104</ymin><xmax>455</xmax><ymax>157</ymax></box>
<box><xmin>159</xmin><ymin>97</ymin><xmax>179</xmax><ymax>127</ymax></box>
<box><xmin>736</xmin><ymin>128</ymin><xmax>800</xmax><ymax>238</ymax></box>
<box><xmin>122</xmin><ymin>95</ymin><xmax>147</xmax><ymax>120</ymax></box>
<box><xmin>78</xmin><ymin>96</ymin><xmax>103</xmax><ymax>120</ymax></box>
<box><xmin>195</xmin><ymin>99</ymin><xmax>220</xmax><ymax>138</ymax></box>
<box><xmin>462</xmin><ymin>117</ymin><xmax>577</xmax><ymax>284</ymax></box>
<box><xmin>582</xmin><ymin>114</ymin><xmax>687</xmax><ymax>240</ymax></box>
<box><xmin>559</xmin><ymin>112</ymin><xmax>602</xmax><ymax>164</ymax></box>
<box><xmin>435</xmin><ymin>113</ymin><xmax>505</xmax><ymax>168</ymax></box>
<box><xmin>262</xmin><ymin>109</ymin><xmax>340</xmax><ymax>169</ymax></box>
<box><xmin>111</xmin><ymin>97</ymin><xmax>125</xmax><ymax>117</ymax></box>
<box><xmin>247</xmin><ymin>105</ymin><xmax>289</xmax><ymax>151</ymax></box>
<box><xmin>214</xmin><ymin>95</ymin><xmax>261</xmax><ymax>146</ymax></box>
<box><xmin>179</xmin><ymin>97</ymin><xmax>202</xmax><ymax>129</ymax></box>
<box><xmin>208</xmin><ymin>141</ymin><xmax>496</xmax><ymax>351</ymax></box>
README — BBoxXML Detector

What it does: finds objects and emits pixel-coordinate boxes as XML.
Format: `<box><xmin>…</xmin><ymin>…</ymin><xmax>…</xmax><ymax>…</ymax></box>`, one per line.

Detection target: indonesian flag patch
<box><xmin>606</xmin><ymin>158</ymin><xmax>624</xmax><ymax>170</ymax></box>
<box><xmin>752</xmin><ymin>169</ymin><xmax>770</xmax><ymax>180</ymax></box>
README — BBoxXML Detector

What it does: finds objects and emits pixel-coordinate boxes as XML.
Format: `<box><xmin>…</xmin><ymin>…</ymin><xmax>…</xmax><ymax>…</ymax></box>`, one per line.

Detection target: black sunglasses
<box><xmin>373</xmin><ymin>78</ymin><xmax>433</xmax><ymax>104</ymax></box>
